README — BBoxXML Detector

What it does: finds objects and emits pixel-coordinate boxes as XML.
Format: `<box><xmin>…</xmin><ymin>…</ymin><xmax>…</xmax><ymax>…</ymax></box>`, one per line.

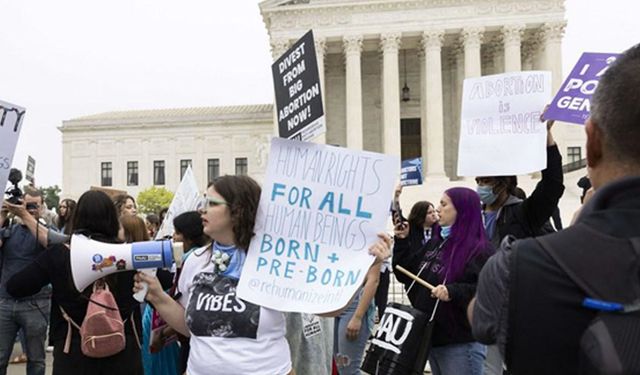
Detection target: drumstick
<box><xmin>395</xmin><ymin>265</ymin><xmax>435</xmax><ymax>291</ymax></box>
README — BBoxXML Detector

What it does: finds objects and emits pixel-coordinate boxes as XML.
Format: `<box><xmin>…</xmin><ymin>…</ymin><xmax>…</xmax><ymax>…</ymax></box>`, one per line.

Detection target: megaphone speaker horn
<box><xmin>70</xmin><ymin>234</ymin><xmax>183</xmax><ymax>292</ymax></box>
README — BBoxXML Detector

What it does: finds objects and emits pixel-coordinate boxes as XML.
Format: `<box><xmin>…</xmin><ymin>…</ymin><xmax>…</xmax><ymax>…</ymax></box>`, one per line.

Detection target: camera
<box><xmin>5</xmin><ymin>168</ymin><xmax>23</xmax><ymax>205</ymax></box>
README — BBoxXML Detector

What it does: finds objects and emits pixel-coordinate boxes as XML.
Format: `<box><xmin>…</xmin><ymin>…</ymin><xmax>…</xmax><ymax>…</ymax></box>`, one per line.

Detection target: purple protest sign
<box><xmin>545</xmin><ymin>52</ymin><xmax>619</xmax><ymax>125</ymax></box>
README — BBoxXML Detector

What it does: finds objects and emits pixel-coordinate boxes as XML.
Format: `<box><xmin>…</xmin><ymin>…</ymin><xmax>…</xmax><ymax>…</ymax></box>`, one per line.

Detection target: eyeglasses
<box><xmin>198</xmin><ymin>196</ymin><xmax>228</xmax><ymax>210</ymax></box>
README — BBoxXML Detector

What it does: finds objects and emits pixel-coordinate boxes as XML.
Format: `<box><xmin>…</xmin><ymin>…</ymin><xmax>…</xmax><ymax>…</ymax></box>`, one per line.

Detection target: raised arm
<box><xmin>3</xmin><ymin>200</ymin><xmax>51</xmax><ymax>247</ymax></box>
<box><xmin>521</xmin><ymin>120</ymin><xmax>565</xmax><ymax>230</ymax></box>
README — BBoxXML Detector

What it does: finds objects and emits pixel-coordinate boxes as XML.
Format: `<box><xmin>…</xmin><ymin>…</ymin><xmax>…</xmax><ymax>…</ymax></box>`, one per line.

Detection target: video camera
<box><xmin>5</xmin><ymin>168</ymin><xmax>23</xmax><ymax>205</ymax></box>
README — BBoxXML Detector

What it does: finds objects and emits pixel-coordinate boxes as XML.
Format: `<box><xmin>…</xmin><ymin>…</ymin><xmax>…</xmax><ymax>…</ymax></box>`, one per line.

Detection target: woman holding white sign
<box><xmin>135</xmin><ymin>175</ymin><xmax>392</xmax><ymax>375</ymax></box>
<box><xmin>393</xmin><ymin>187</ymin><xmax>493</xmax><ymax>375</ymax></box>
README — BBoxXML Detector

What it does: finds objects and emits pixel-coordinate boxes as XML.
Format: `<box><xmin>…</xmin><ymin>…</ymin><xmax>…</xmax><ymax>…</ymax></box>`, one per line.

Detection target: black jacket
<box><xmin>393</xmin><ymin>236</ymin><xmax>492</xmax><ymax>347</ymax></box>
<box><xmin>473</xmin><ymin>176</ymin><xmax>640</xmax><ymax>375</ymax></box>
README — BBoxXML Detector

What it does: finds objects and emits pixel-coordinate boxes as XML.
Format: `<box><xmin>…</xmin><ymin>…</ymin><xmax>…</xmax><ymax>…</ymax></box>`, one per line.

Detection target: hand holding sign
<box><xmin>545</xmin><ymin>52</ymin><xmax>620</xmax><ymax>125</ymax></box>
<box><xmin>541</xmin><ymin>105</ymin><xmax>557</xmax><ymax>147</ymax></box>
<box><xmin>237</xmin><ymin>138</ymin><xmax>398</xmax><ymax>313</ymax></box>
<box><xmin>457</xmin><ymin>71</ymin><xmax>552</xmax><ymax>177</ymax></box>
<box><xmin>368</xmin><ymin>233</ymin><xmax>392</xmax><ymax>265</ymax></box>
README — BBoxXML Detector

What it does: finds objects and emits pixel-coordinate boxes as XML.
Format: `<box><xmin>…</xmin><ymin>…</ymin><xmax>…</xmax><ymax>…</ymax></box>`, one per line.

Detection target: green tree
<box><xmin>41</xmin><ymin>185</ymin><xmax>61</xmax><ymax>211</ymax></box>
<box><xmin>137</xmin><ymin>187</ymin><xmax>174</xmax><ymax>215</ymax></box>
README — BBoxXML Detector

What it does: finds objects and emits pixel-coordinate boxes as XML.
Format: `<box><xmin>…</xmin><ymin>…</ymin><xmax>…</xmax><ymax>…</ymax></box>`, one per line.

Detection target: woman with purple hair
<box><xmin>393</xmin><ymin>187</ymin><xmax>494</xmax><ymax>375</ymax></box>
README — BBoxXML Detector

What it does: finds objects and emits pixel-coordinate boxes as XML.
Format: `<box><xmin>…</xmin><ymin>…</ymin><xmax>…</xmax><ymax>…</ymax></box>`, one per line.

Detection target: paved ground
<box><xmin>6</xmin><ymin>341</ymin><xmax>431</xmax><ymax>375</ymax></box>
<box><xmin>7</xmin><ymin>343</ymin><xmax>53</xmax><ymax>375</ymax></box>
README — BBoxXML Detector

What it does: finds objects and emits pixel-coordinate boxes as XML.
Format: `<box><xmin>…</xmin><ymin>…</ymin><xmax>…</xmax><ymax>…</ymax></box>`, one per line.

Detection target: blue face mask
<box><xmin>440</xmin><ymin>225</ymin><xmax>452</xmax><ymax>239</ymax></box>
<box><xmin>476</xmin><ymin>185</ymin><xmax>498</xmax><ymax>206</ymax></box>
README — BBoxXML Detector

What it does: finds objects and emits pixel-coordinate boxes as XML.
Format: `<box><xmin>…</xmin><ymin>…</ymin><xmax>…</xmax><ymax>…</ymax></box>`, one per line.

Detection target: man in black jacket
<box><xmin>470</xmin><ymin>43</ymin><xmax>640</xmax><ymax>374</ymax></box>
<box><xmin>475</xmin><ymin>122</ymin><xmax>565</xmax><ymax>249</ymax></box>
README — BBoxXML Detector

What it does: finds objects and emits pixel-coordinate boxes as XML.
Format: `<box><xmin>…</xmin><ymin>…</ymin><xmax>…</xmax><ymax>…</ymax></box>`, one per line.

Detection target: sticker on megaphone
<box><xmin>70</xmin><ymin>234</ymin><xmax>184</xmax><ymax>293</ymax></box>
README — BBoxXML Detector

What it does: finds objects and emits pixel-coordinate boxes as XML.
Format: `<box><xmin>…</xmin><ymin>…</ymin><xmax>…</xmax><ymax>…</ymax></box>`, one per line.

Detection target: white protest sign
<box><xmin>457</xmin><ymin>71</ymin><xmax>551</xmax><ymax>177</ymax></box>
<box><xmin>0</xmin><ymin>100</ymin><xmax>26</xmax><ymax>193</ymax></box>
<box><xmin>155</xmin><ymin>165</ymin><xmax>201</xmax><ymax>240</ymax></box>
<box><xmin>237</xmin><ymin>138</ymin><xmax>399</xmax><ymax>313</ymax></box>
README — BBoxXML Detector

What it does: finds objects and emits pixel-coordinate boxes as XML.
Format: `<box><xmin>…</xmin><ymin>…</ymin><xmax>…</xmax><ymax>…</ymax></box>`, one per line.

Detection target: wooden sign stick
<box><xmin>395</xmin><ymin>265</ymin><xmax>435</xmax><ymax>291</ymax></box>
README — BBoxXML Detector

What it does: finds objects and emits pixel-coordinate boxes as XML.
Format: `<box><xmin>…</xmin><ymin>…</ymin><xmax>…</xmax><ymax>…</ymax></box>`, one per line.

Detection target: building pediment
<box><xmin>261</xmin><ymin>0</ymin><xmax>564</xmax><ymax>42</ymax></box>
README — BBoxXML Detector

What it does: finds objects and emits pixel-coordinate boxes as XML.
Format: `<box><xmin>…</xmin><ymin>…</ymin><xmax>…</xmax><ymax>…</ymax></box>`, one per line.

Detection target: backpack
<box><xmin>537</xmin><ymin>233</ymin><xmax>640</xmax><ymax>375</ymax></box>
<box><xmin>580</xmin><ymin>309</ymin><xmax>640</xmax><ymax>375</ymax></box>
<box><xmin>60</xmin><ymin>280</ymin><xmax>140</xmax><ymax>358</ymax></box>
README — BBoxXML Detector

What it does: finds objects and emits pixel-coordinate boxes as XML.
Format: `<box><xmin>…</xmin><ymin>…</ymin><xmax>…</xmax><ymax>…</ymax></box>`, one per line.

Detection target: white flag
<box><xmin>154</xmin><ymin>165</ymin><xmax>201</xmax><ymax>240</ymax></box>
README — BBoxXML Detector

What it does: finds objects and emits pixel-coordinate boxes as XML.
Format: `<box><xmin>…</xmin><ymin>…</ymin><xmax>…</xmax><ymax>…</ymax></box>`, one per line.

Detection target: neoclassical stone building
<box><xmin>261</xmin><ymin>0</ymin><xmax>584</xmax><ymax>178</ymax></box>
<box><xmin>60</xmin><ymin>0</ymin><xmax>586</xmax><ymax>220</ymax></box>
<box><xmin>60</xmin><ymin>105</ymin><xmax>274</xmax><ymax>198</ymax></box>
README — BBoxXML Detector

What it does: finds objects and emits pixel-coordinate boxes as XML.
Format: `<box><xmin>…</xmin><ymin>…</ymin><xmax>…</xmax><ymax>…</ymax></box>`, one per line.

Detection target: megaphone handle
<box><xmin>133</xmin><ymin>268</ymin><xmax>157</xmax><ymax>303</ymax></box>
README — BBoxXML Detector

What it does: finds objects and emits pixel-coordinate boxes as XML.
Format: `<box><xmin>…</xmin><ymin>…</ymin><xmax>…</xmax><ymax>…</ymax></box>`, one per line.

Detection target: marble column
<box><xmin>459</xmin><ymin>27</ymin><xmax>484</xmax><ymax>178</ymax></box>
<box><xmin>503</xmin><ymin>24</ymin><xmax>525</xmax><ymax>72</ymax></box>
<box><xmin>270</xmin><ymin>38</ymin><xmax>290</xmax><ymax>136</ymax></box>
<box><xmin>380</xmin><ymin>32</ymin><xmax>401</xmax><ymax>157</ymax></box>
<box><xmin>461</xmin><ymin>27</ymin><xmax>484</xmax><ymax>78</ymax></box>
<box><xmin>452</xmin><ymin>46</ymin><xmax>465</xmax><ymax>178</ymax></box>
<box><xmin>343</xmin><ymin>35</ymin><xmax>364</xmax><ymax>150</ymax></box>
<box><xmin>459</xmin><ymin>27</ymin><xmax>483</xmax><ymax>179</ymax></box>
<box><xmin>419</xmin><ymin>48</ymin><xmax>426</xmax><ymax>165</ymax></box>
<box><xmin>314</xmin><ymin>37</ymin><xmax>327</xmax><ymax>144</ymax></box>
<box><xmin>541</xmin><ymin>21</ymin><xmax>568</xmax><ymax>156</ymax></box>
<box><xmin>422</xmin><ymin>30</ymin><xmax>446</xmax><ymax>176</ymax></box>
<box><xmin>541</xmin><ymin>21</ymin><xmax>567</xmax><ymax>92</ymax></box>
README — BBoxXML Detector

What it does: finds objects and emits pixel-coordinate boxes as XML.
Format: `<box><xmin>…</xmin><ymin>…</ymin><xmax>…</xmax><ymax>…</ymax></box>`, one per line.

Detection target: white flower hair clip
<box><xmin>212</xmin><ymin>249</ymin><xmax>231</xmax><ymax>275</ymax></box>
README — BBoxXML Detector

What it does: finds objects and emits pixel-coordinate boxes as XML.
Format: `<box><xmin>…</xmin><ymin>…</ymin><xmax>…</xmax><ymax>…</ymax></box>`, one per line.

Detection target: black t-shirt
<box><xmin>7</xmin><ymin>242</ymin><xmax>142</xmax><ymax>344</ymax></box>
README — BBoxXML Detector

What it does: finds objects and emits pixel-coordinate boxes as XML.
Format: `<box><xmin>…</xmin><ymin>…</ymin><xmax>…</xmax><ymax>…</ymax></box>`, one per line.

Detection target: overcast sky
<box><xmin>1</xmin><ymin>0</ymin><xmax>637</xmax><ymax>190</ymax></box>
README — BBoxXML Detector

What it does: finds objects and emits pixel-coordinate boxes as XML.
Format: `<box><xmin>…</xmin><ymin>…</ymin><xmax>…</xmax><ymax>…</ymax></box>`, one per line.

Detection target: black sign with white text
<box><xmin>25</xmin><ymin>155</ymin><xmax>35</xmax><ymax>183</ymax></box>
<box><xmin>272</xmin><ymin>30</ymin><xmax>325</xmax><ymax>141</ymax></box>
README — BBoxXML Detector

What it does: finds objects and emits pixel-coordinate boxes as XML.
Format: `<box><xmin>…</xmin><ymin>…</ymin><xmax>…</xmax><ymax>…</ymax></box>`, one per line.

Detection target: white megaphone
<box><xmin>70</xmin><ymin>234</ymin><xmax>184</xmax><ymax>301</ymax></box>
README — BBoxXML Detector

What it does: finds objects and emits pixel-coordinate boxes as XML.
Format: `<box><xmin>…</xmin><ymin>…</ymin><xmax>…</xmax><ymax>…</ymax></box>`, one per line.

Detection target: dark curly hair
<box><xmin>208</xmin><ymin>175</ymin><xmax>261</xmax><ymax>251</ymax></box>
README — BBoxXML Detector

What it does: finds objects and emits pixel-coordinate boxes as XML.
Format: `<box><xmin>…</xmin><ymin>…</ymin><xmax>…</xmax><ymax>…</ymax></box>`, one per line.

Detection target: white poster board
<box><xmin>457</xmin><ymin>71</ymin><xmax>552</xmax><ymax>177</ymax></box>
<box><xmin>237</xmin><ymin>138</ymin><xmax>399</xmax><ymax>313</ymax></box>
<box><xmin>0</xmin><ymin>100</ymin><xmax>26</xmax><ymax>192</ymax></box>
<box><xmin>155</xmin><ymin>165</ymin><xmax>201</xmax><ymax>240</ymax></box>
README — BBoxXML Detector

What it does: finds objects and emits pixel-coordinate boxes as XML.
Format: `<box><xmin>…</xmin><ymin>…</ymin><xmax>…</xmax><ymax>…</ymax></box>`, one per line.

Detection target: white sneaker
<box><xmin>46</xmin><ymin>346</ymin><xmax>54</xmax><ymax>353</ymax></box>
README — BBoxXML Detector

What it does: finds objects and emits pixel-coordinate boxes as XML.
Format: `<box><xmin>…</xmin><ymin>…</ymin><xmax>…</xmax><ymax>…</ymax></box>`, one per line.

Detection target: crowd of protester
<box><xmin>1</xmin><ymin>43</ymin><xmax>638</xmax><ymax>375</ymax></box>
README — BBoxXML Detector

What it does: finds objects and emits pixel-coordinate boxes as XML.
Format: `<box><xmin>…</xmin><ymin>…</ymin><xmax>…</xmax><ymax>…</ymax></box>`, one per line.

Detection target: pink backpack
<box><xmin>60</xmin><ymin>281</ymin><xmax>139</xmax><ymax>358</ymax></box>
